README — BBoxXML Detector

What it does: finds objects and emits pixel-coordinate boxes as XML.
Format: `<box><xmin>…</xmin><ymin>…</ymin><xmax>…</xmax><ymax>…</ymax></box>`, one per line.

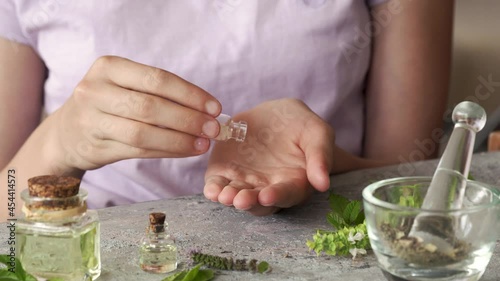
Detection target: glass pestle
<box><xmin>409</xmin><ymin>101</ymin><xmax>487</xmax><ymax>253</ymax></box>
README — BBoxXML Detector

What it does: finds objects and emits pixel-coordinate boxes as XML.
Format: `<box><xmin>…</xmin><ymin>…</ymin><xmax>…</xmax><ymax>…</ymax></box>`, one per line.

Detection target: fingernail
<box><xmin>205</xmin><ymin>100</ymin><xmax>220</xmax><ymax>116</ymax></box>
<box><xmin>202</xmin><ymin>120</ymin><xmax>219</xmax><ymax>138</ymax></box>
<box><xmin>194</xmin><ymin>138</ymin><xmax>209</xmax><ymax>151</ymax></box>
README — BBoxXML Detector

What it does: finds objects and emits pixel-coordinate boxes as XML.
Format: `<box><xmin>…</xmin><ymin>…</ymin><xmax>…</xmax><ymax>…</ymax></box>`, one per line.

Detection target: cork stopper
<box><xmin>28</xmin><ymin>175</ymin><xmax>80</xmax><ymax>198</ymax></box>
<box><xmin>26</xmin><ymin>175</ymin><xmax>82</xmax><ymax>211</ymax></box>
<box><xmin>149</xmin><ymin>212</ymin><xmax>166</xmax><ymax>233</ymax></box>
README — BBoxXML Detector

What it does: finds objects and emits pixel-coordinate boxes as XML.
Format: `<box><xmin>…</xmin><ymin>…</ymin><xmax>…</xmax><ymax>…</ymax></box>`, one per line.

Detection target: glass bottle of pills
<box><xmin>139</xmin><ymin>212</ymin><xmax>178</xmax><ymax>273</ymax></box>
<box><xmin>215</xmin><ymin>114</ymin><xmax>248</xmax><ymax>142</ymax></box>
<box><xmin>16</xmin><ymin>175</ymin><xmax>101</xmax><ymax>281</ymax></box>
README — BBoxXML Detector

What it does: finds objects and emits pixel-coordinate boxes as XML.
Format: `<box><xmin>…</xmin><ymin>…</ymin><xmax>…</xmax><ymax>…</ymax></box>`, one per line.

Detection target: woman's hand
<box><xmin>204</xmin><ymin>99</ymin><xmax>336</xmax><ymax>216</ymax></box>
<box><xmin>46</xmin><ymin>56</ymin><xmax>221</xmax><ymax>175</ymax></box>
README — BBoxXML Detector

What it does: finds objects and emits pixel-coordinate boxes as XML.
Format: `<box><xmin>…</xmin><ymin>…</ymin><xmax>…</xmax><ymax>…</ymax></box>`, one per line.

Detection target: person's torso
<box><xmin>13</xmin><ymin>0</ymin><xmax>373</xmax><ymax>207</ymax></box>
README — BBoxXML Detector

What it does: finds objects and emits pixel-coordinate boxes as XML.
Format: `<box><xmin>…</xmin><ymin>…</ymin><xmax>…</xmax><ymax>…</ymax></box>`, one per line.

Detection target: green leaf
<box><xmin>397</xmin><ymin>185</ymin><xmax>423</xmax><ymax>208</ymax></box>
<box><xmin>351</xmin><ymin>207</ymin><xmax>365</xmax><ymax>225</ymax></box>
<box><xmin>162</xmin><ymin>271</ymin><xmax>187</xmax><ymax>281</ymax></box>
<box><xmin>195</xmin><ymin>269</ymin><xmax>215</xmax><ymax>281</ymax></box>
<box><xmin>326</xmin><ymin>212</ymin><xmax>346</xmax><ymax>229</ymax></box>
<box><xmin>161</xmin><ymin>264</ymin><xmax>214</xmax><ymax>281</ymax></box>
<box><xmin>257</xmin><ymin>261</ymin><xmax>270</xmax><ymax>273</ymax></box>
<box><xmin>182</xmin><ymin>264</ymin><xmax>201</xmax><ymax>280</ymax></box>
<box><xmin>342</xmin><ymin>201</ymin><xmax>358</xmax><ymax>224</ymax></box>
<box><xmin>0</xmin><ymin>270</ymin><xmax>20</xmax><ymax>281</ymax></box>
<box><xmin>328</xmin><ymin>193</ymin><xmax>350</xmax><ymax>216</ymax></box>
<box><xmin>348</xmin><ymin>201</ymin><xmax>363</xmax><ymax>224</ymax></box>
<box><xmin>307</xmin><ymin>193</ymin><xmax>371</xmax><ymax>257</ymax></box>
<box><xmin>0</xmin><ymin>255</ymin><xmax>37</xmax><ymax>281</ymax></box>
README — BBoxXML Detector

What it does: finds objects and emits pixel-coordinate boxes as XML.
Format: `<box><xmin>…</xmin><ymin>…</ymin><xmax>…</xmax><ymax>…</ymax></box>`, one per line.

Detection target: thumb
<box><xmin>300</xmin><ymin>123</ymin><xmax>334</xmax><ymax>192</ymax></box>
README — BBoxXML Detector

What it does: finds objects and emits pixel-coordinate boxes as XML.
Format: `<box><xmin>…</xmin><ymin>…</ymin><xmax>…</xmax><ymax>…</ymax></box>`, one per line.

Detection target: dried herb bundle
<box><xmin>190</xmin><ymin>250</ymin><xmax>270</xmax><ymax>274</ymax></box>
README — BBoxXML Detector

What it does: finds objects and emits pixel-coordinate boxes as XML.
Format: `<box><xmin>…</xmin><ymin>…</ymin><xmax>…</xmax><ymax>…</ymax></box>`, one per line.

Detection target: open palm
<box><xmin>204</xmin><ymin>99</ymin><xmax>335</xmax><ymax>216</ymax></box>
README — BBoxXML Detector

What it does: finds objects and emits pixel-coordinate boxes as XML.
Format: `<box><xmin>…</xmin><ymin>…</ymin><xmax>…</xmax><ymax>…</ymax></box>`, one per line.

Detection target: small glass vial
<box><xmin>215</xmin><ymin>114</ymin><xmax>247</xmax><ymax>142</ymax></box>
<box><xmin>16</xmin><ymin>175</ymin><xmax>101</xmax><ymax>281</ymax></box>
<box><xmin>139</xmin><ymin>212</ymin><xmax>178</xmax><ymax>273</ymax></box>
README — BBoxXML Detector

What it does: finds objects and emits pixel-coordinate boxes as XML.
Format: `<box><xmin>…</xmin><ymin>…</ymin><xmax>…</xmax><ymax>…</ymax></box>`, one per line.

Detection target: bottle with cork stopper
<box><xmin>139</xmin><ymin>212</ymin><xmax>178</xmax><ymax>273</ymax></box>
<box><xmin>16</xmin><ymin>175</ymin><xmax>101</xmax><ymax>281</ymax></box>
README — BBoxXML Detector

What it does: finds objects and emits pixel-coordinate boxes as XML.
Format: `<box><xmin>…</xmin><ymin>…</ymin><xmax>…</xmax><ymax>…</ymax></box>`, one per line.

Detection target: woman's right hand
<box><xmin>45</xmin><ymin>56</ymin><xmax>221</xmax><ymax>175</ymax></box>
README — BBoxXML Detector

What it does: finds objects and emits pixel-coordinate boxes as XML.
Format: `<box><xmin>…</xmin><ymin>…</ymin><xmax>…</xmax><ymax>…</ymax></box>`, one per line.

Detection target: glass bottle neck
<box><xmin>216</xmin><ymin>114</ymin><xmax>247</xmax><ymax>142</ymax></box>
<box><xmin>226</xmin><ymin>120</ymin><xmax>247</xmax><ymax>142</ymax></box>
<box><xmin>20</xmin><ymin>189</ymin><xmax>88</xmax><ymax>222</ymax></box>
<box><xmin>150</xmin><ymin>224</ymin><xmax>165</xmax><ymax>233</ymax></box>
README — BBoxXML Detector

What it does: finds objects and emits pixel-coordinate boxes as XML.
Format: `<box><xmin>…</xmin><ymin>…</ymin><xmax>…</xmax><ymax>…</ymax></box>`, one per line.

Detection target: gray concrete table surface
<box><xmin>1</xmin><ymin>152</ymin><xmax>499</xmax><ymax>281</ymax></box>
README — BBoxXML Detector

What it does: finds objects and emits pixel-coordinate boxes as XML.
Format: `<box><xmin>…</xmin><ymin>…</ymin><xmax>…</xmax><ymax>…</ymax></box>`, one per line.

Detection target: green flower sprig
<box><xmin>306</xmin><ymin>193</ymin><xmax>370</xmax><ymax>259</ymax></box>
<box><xmin>307</xmin><ymin>222</ymin><xmax>370</xmax><ymax>258</ymax></box>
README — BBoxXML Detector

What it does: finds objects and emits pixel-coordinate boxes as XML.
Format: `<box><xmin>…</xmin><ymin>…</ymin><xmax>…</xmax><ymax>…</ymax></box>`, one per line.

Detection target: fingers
<box><xmin>258</xmin><ymin>181</ymin><xmax>312</xmax><ymax>208</ymax></box>
<box><xmin>203</xmin><ymin>177</ymin><xmax>309</xmax><ymax>216</ymax></box>
<box><xmin>78</xmin><ymin>139</ymin><xmax>205</xmax><ymax>166</ymax></box>
<box><xmin>87</xmin><ymin>83</ymin><xmax>220</xmax><ymax>138</ymax></box>
<box><xmin>204</xmin><ymin>175</ymin><xmax>230</xmax><ymax>201</ymax></box>
<box><xmin>222</xmin><ymin>182</ymin><xmax>307</xmax><ymax>216</ymax></box>
<box><xmin>215</xmin><ymin>184</ymin><xmax>281</xmax><ymax>216</ymax></box>
<box><xmin>67</xmin><ymin>117</ymin><xmax>213</xmax><ymax>168</ymax></box>
<box><xmin>219</xmin><ymin>180</ymin><xmax>255</xmax><ymax>207</ymax></box>
<box><xmin>95</xmin><ymin>114</ymin><xmax>211</xmax><ymax>155</ymax></box>
<box><xmin>87</xmin><ymin>56</ymin><xmax>221</xmax><ymax>116</ymax></box>
<box><xmin>55</xmin><ymin>56</ymin><xmax>222</xmax><ymax>173</ymax></box>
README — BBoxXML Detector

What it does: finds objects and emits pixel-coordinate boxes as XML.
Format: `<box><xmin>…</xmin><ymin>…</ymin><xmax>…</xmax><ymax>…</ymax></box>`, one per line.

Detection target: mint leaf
<box><xmin>0</xmin><ymin>270</ymin><xmax>20</xmax><ymax>281</ymax></box>
<box><xmin>326</xmin><ymin>212</ymin><xmax>346</xmax><ymax>230</ymax></box>
<box><xmin>0</xmin><ymin>255</ymin><xmax>37</xmax><ymax>281</ymax></box>
<box><xmin>347</xmin><ymin>201</ymin><xmax>363</xmax><ymax>224</ymax></box>
<box><xmin>328</xmin><ymin>194</ymin><xmax>364</xmax><ymax>227</ymax></box>
<box><xmin>328</xmin><ymin>193</ymin><xmax>350</xmax><ymax>216</ymax></box>
<box><xmin>162</xmin><ymin>271</ymin><xmax>187</xmax><ymax>281</ymax></box>
<box><xmin>343</xmin><ymin>201</ymin><xmax>361</xmax><ymax>224</ymax></box>
<box><xmin>161</xmin><ymin>264</ymin><xmax>214</xmax><ymax>281</ymax></box>
<box><xmin>193</xmin><ymin>269</ymin><xmax>214</xmax><ymax>281</ymax></box>
<box><xmin>182</xmin><ymin>264</ymin><xmax>201</xmax><ymax>280</ymax></box>
<box><xmin>308</xmin><ymin>194</ymin><xmax>370</xmax><ymax>258</ymax></box>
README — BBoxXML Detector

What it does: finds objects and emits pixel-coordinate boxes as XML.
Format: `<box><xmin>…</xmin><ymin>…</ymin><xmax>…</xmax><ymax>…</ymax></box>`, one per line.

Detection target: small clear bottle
<box><xmin>16</xmin><ymin>175</ymin><xmax>101</xmax><ymax>281</ymax></box>
<box><xmin>139</xmin><ymin>212</ymin><xmax>177</xmax><ymax>273</ymax></box>
<box><xmin>215</xmin><ymin>114</ymin><xmax>248</xmax><ymax>142</ymax></box>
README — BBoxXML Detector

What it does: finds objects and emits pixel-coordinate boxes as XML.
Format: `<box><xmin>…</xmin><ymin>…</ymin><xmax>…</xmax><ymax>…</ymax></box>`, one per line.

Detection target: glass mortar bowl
<box><xmin>362</xmin><ymin>177</ymin><xmax>499</xmax><ymax>281</ymax></box>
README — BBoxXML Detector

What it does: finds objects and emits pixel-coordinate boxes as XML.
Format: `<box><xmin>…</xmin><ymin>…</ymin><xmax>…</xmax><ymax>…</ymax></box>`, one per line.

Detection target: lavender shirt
<box><xmin>1</xmin><ymin>0</ymin><xmax>387</xmax><ymax>208</ymax></box>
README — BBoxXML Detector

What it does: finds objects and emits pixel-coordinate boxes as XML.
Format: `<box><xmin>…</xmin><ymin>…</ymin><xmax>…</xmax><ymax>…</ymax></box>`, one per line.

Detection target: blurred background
<box><xmin>448</xmin><ymin>0</ymin><xmax>500</xmax><ymax>151</ymax></box>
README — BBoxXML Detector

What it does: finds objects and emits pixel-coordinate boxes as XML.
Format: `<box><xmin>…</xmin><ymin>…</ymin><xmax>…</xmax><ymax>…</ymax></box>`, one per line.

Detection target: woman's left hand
<box><xmin>204</xmin><ymin>98</ymin><xmax>335</xmax><ymax>216</ymax></box>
